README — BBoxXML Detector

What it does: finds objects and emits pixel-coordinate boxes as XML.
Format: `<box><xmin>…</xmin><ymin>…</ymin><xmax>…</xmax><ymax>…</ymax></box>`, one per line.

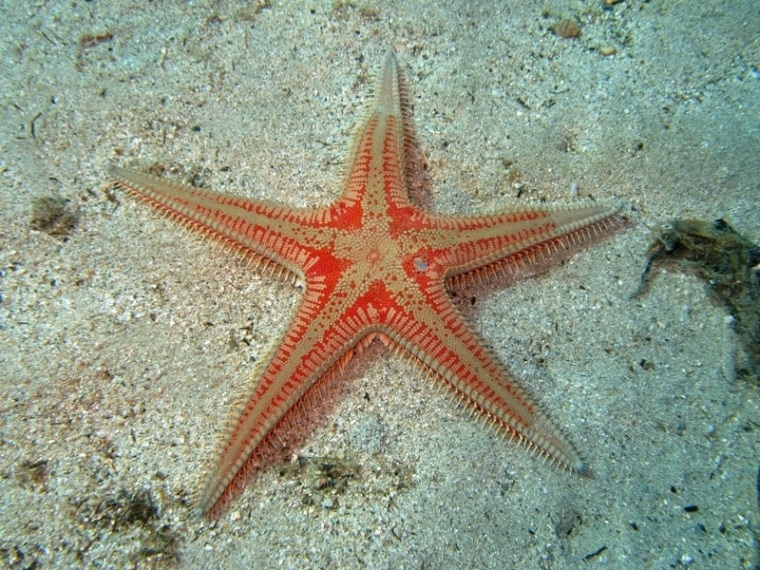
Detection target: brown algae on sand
<box><xmin>636</xmin><ymin>218</ymin><xmax>760</xmax><ymax>382</ymax></box>
<box><xmin>30</xmin><ymin>195</ymin><xmax>80</xmax><ymax>239</ymax></box>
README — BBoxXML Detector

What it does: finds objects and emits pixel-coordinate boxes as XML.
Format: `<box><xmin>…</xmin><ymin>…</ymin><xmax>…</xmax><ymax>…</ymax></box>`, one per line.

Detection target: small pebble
<box><xmin>554</xmin><ymin>19</ymin><xmax>582</xmax><ymax>39</ymax></box>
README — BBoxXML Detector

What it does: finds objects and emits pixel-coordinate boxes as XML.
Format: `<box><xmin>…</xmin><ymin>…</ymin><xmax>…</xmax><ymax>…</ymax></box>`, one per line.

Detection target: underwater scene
<box><xmin>1</xmin><ymin>1</ymin><xmax>758</xmax><ymax>568</ymax></box>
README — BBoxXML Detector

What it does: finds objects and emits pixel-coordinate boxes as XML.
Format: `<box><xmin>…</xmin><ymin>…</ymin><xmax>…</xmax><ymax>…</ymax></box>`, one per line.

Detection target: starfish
<box><xmin>110</xmin><ymin>50</ymin><xmax>623</xmax><ymax>516</ymax></box>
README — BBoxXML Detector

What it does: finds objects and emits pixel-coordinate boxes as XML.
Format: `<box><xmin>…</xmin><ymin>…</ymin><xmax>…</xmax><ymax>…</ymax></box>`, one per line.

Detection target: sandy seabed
<box><xmin>1</xmin><ymin>1</ymin><xmax>758</xmax><ymax>568</ymax></box>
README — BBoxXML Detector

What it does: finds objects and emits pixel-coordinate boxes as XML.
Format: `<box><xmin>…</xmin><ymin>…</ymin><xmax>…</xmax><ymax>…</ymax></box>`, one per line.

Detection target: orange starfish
<box><xmin>111</xmin><ymin>50</ymin><xmax>624</xmax><ymax>516</ymax></box>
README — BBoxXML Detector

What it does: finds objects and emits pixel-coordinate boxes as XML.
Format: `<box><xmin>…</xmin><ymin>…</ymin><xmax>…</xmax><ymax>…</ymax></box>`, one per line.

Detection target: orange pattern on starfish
<box><xmin>111</xmin><ymin>50</ymin><xmax>624</xmax><ymax>516</ymax></box>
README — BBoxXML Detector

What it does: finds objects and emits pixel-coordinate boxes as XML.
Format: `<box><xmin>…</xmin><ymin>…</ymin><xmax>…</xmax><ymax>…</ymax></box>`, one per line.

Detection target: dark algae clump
<box><xmin>30</xmin><ymin>195</ymin><xmax>80</xmax><ymax>238</ymax></box>
<box><xmin>636</xmin><ymin>218</ymin><xmax>760</xmax><ymax>382</ymax></box>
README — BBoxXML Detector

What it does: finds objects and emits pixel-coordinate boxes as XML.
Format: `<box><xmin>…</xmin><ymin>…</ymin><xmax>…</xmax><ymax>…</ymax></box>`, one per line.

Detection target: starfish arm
<box><xmin>379</xmin><ymin>281</ymin><xmax>587</xmax><ymax>474</ymax></box>
<box><xmin>195</xmin><ymin>273</ymin><xmax>388</xmax><ymax>516</ymax></box>
<box><xmin>418</xmin><ymin>201</ymin><xmax>624</xmax><ymax>282</ymax></box>
<box><xmin>110</xmin><ymin>166</ymin><xmax>351</xmax><ymax>281</ymax></box>
<box><xmin>339</xmin><ymin>50</ymin><xmax>427</xmax><ymax>214</ymax></box>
